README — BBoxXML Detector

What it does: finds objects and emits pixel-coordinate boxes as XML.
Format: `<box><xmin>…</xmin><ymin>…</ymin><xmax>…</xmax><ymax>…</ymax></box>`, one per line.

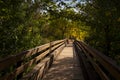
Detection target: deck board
<box><xmin>43</xmin><ymin>43</ymin><xmax>84</xmax><ymax>80</ymax></box>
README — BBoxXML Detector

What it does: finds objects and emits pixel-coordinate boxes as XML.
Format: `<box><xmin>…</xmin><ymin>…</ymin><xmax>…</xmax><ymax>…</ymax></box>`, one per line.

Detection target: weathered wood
<box><xmin>74</xmin><ymin>42</ymin><xmax>99</xmax><ymax>80</ymax></box>
<box><xmin>79</xmin><ymin>41</ymin><xmax>120</xmax><ymax>80</ymax></box>
<box><xmin>76</xmin><ymin>42</ymin><xmax>109</xmax><ymax>80</ymax></box>
<box><xmin>0</xmin><ymin>51</ymin><xmax>27</xmax><ymax>71</ymax></box>
<box><xmin>21</xmin><ymin>44</ymin><xmax>65</xmax><ymax>80</ymax></box>
<box><xmin>74</xmin><ymin>40</ymin><xmax>120</xmax><ymax>80</ymax></box>
<box><xmin>0</xmin><ymin>40</ymin><xmax>64</xmax><ymax>71</ymax></box>
<box><xmin>0</xmin><ymin>39</ymin><xmax>65</xmax><ymax>80</ymax></box>
<box><xmin>73</xmin><ymin>45</ymin><xmax>84</xmax><ymax>80</ymax></box>
<box><xmin>43</xmin><ymin>45</ymin><xmax>73</xmax><ymax>80</ymax></box>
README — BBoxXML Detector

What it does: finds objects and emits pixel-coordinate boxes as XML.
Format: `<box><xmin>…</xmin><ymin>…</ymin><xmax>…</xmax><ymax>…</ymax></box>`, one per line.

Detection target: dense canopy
<box><xmin>0</xmin><ymin>0</ymin><xmax>120</xmax><ymax>64</ymax></box>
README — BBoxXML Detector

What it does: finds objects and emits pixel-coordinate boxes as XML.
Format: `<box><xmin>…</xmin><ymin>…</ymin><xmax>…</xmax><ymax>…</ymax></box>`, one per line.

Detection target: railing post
<box><xmin>16</xmin><ymin>60</ymin><xmax>23</xmax><ymax>79</ymax></box>
<box><xmin>65</xmin><ymin>39</ymin><xmax>67</xmax><ymax>47</ymax></box>
<box><xmin>49</xmin><ymin>41</ymin><xmax>52</xmax><ymax>53</ymax></box>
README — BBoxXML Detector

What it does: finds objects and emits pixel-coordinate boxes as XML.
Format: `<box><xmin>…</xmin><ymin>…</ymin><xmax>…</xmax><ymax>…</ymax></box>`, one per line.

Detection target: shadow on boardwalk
<box><xmin>43</xmin><ymin>57</ymin><xmax>73</xmax><ymax>80</ymax></box>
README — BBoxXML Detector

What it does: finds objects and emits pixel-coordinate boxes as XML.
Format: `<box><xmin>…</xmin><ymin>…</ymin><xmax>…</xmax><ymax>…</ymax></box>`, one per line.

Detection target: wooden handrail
<box><xmin>0</xmin><ymin>39</ymin><xmax>66</xmax><ymax>80</ymax></box>
<box><xmin>74</xmin><ymin>40</ymin><xmax>120</xmax><ymax>80</ymax></box>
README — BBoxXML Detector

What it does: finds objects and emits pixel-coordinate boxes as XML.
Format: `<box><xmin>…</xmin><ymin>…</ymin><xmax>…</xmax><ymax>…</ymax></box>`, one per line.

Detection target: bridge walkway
<box><xmin>43</xmin><ymin>41</ymin><xmax>84</xmax><ymax>80</ymax></box>
<box><xmin>0</xmin><ymin>39</ymin><xmax>119</xmax><ymax>80</ymax></box>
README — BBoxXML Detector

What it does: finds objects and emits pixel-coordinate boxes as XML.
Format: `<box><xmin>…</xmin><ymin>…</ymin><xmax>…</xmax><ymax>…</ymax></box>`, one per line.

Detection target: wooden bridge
<box><xmin>0</xmin><ymin>39</ymin><xmax>120</xmax><ymax>80</ymax></box>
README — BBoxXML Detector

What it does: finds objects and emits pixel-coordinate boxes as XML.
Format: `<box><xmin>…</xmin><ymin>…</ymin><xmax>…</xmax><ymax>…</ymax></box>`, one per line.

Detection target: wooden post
<box><xmin>16</xmin><ymin>60</ymin><xmax>23</xmax><ymax>79</ymax></box>
<box><xmin>49</xmin><ymin>41</ymin><xmax>52</xmax><ymax>53</ymax></box>
<box><xmin>65</xmin><ymin>39</ymin><xmax>67</xmax><ymax>47</ymax></box>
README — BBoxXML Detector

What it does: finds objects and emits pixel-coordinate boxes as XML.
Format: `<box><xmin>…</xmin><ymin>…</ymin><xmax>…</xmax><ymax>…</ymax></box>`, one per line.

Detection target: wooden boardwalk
<box><xmin>43</xmin><ymin>42</ymin><xmax>84</xmax><ymax>80</ymax></box>
<box><xmin>0</xmin><ymin>39</ymin><xmax>119</xmax><ymax>80</ymax></box>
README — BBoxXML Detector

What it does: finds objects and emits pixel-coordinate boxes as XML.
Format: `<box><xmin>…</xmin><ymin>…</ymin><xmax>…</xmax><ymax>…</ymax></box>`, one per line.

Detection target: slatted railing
<box><xmin>0</xmin><ymin>39</ymin><xmax>66</xmax><ymax>80</ymax></box>
<box><xmin>73</xmin><ymin>40</ymin><xmax>120</xmax><ymax>80</ymax></box>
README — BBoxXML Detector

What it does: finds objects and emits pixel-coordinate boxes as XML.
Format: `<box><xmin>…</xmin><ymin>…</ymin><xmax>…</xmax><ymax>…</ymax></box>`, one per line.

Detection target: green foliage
<box><xmin>76</xmin><ymin>0</ymin><xmax>120</xmax><ymax>63</ymax></box>
<box><xmin>0</xmin><ymin>0</ymin><xmax>49</xmax><ymax>58</ymax></box>
<box><xmin>0</xmin><ymin>0</ymin><xmax>119</xmax><ymax>64</ymax></box>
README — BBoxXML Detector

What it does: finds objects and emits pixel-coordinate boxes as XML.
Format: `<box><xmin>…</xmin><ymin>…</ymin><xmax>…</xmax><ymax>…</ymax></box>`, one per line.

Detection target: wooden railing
<box><xmin>0</xmin><ymin>39</ymin><xmax>66</xmax><ymax>80</ymax></box>
<box><xmin>73</xmin><ymin>40</ymin><xmax>120</xmax><ymax>80</ymax></box>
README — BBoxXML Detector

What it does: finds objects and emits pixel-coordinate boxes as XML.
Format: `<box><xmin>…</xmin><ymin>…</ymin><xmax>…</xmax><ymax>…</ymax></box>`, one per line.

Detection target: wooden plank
<box><xmin>76</xmin><ymin>42</ymin><xmax>109</xmax><ymax>80</ymax></box>
<box><xmin>76</xmin><ymin>40</ymin><xmax>120</xmax><ymax>80</ymax></box>
<box><xmin>51</xmin><ymin>42</ymin><xmax>64</xmax><ymax>51</ymax></box>
<box><xmin>21</xmin><ymin>43</ymin><xmax>65</xmax><ymax>80</ymax></box>
<box><xmin>0</xmin><ymin>39</ymin><xmax>65</xmax><ymax>80</ymax></box>
<box><xmin>52</xmin><ymin>44</ymin><xmax>65</xmax><ymax>59</ymax></box>
<box><xmin>43</xmin><ymin>45</ymin><xmax>73</xmax><ymax>80</ymax></box>
<box><xmin>51</xmin><ymin>40</ymin><xmax>65</xmax><ymax>45</ymax></box>
<box><xmin>74</xmin><ymin>43</ymin><xmax>99</xmax><ymax>80</ymax></box>
<box><xmin>73</xmin><ymin>44</ymin><xmax>84</xmax><ymax>80</ymax></box>
<box><xmin>17</xmin><ymin>42</ymin><xmax>64</xmax><ymax>78</ymax></box>
<box><xmin>0</xmin><ymin>40</ymin><xmax>65</xmax><ymax>72</ymax></box>
<box><xmin>0</xmin><ymin>51</ymin><xmax>27</xmax><ymax>71</ymax></box>
<box><xmin>21</xmin><ymin>58</ymin><xmax>50</xmax><ymax>80</ymax></box>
